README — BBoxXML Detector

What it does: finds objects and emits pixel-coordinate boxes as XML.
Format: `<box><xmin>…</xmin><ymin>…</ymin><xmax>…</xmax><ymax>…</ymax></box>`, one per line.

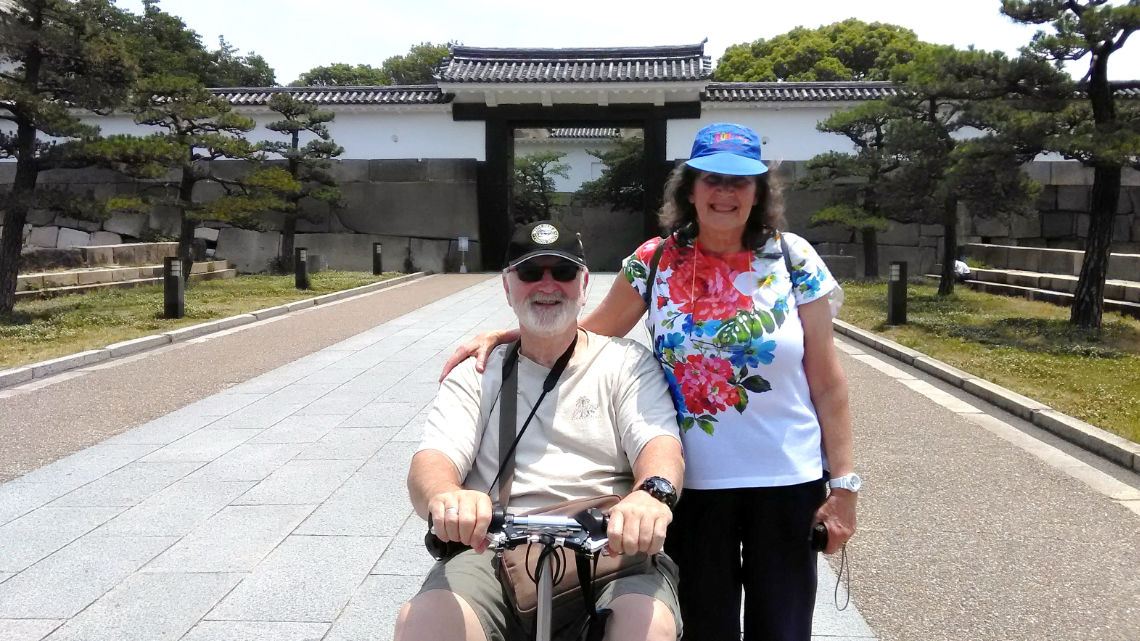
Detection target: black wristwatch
<box><xmin>638</xmin><ymin>476</ymin><xmax>678</xmax><ymax>510</ymax></box>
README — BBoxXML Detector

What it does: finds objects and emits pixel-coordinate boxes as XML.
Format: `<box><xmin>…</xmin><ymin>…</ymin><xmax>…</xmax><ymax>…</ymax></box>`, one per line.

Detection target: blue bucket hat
<box><xmin>685</xmin><ymin>123</ymin><xmax>768</xmax><ymax>176</ymax></box>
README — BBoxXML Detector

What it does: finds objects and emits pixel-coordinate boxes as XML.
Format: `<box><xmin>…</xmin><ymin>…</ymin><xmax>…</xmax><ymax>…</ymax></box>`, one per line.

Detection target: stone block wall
<box><xmin>780</xmin><ymin>162</ymin><xmax>1140</xmax><ymax>277</ymax></box>
<box><xmin>3</xmin><ymin>158</ymin><xmax>480</xmax><ymax>274</ymax></box>
<box><xmin>5</xmin><ymin>158</ymin><xmax>1138</xmax><ymax>277</ymax></box>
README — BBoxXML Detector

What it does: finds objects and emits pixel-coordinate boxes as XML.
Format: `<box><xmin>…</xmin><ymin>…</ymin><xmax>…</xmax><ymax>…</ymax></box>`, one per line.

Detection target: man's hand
<box><xmin>428</xmin><ymin>489</ymin><xmax>494</xmax><ymax>553</ymax></box>
<box><xmin>607</xmin><ymin>490</ymin><xmax>672</xmax><ymax>556</ymax></box>
<box><xmin>814</xmin><ymin>490</ymin><xmax>857</xmax><ymax>555</ymax></box>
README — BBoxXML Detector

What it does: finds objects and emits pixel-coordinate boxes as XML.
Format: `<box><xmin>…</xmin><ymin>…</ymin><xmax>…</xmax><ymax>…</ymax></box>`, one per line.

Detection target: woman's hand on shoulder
<box><xmin>438</xmin><ymin>328</ymin><xmax>519</xmax><ymax>381</ymax></box>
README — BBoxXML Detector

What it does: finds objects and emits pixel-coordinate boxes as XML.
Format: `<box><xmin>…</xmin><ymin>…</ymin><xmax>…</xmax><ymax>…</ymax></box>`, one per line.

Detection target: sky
<box><xmin>115</xmin><ymin>0</ymin><xmax>1140</xmax><ymax>84</ymax></box>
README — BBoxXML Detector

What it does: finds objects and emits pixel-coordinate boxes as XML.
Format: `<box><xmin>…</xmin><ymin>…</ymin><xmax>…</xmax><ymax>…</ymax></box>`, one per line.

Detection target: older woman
<box><xmin>443</xmin><ymin>123</ymin><xmax>857</xmax><ymax>641</ymax></box>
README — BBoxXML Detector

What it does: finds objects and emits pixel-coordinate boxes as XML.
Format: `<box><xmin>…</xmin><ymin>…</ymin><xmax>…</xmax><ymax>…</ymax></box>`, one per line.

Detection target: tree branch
<box><xmin>1111</xmin><ymin>28</ymin><xmax>1134</xmax><ymax>53</ymax></box>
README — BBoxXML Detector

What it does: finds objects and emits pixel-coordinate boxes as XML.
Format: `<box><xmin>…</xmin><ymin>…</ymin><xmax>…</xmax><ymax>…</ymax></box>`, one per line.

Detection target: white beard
<box><xmin>512</xmin><ymin>290</ymin><xmax>581</xmax><ymax>337</ymax></box>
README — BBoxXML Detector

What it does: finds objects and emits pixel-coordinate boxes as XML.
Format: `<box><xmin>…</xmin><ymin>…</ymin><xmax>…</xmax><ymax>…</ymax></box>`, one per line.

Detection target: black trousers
<box><xmin>663</xmin><ymin>480</ymin><xmax>827</xmax><ymax>641</ymax></box>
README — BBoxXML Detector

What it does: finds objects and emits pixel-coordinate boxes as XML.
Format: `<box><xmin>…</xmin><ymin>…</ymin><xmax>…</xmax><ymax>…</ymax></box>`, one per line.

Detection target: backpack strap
<box><xmin>641</xmin><ymin>237</ymin><xmax>669</xmax><ymax>308</ymax></box>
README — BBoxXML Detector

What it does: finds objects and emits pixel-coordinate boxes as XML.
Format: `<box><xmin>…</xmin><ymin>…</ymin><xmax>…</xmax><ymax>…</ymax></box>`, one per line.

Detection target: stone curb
<box><xmin>0</xmin><ymin>272</ymin><xmax>428</xmax><ymax>391</ymax></box>
<box><xmin>832</xmin><ymin>318</ymin><xmax>1140</xmax><ymax>473</ymax></box>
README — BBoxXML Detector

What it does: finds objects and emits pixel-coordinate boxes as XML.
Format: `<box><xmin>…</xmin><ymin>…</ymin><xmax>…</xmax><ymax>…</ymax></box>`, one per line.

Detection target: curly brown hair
<box><xmin>657</xmin><ymin>164</ymin><xmax>786</xmax><ymax>250</ymax></box>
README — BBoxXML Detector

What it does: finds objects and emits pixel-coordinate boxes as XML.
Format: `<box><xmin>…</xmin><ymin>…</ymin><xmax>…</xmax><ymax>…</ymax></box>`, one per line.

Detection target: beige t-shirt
<box><xmin>418</xmin><ymin>331</ymin><xmax>682</xmax><ymax>512</ymax></box>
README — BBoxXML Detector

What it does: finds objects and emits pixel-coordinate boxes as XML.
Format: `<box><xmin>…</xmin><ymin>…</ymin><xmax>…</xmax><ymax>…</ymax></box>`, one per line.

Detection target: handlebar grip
<box><xmin>489</xmin><ymin>504</ymin><xmax>507</xmax><ymax>533</ymax></box>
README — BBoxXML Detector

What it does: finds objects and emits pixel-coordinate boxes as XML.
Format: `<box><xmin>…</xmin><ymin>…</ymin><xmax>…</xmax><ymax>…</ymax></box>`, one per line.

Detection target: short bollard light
<box><xmin>163</xmin><ymin>257</ymin><xmax>184</xmax><ymax>319</ymax></box>
<box><xmin>295</xmin><ymin>247</ymin><xmax>310</xmax><ymax>290</ymax></box>
<box><xmin>458</xmin><ymin>236</ymin><xmax>469</xmax><ymax>274</ymax></box>
<box><xmin>887</xmin><ymin>260</ymin><xmax>907</xmax><ymax>325</ymax></box>
<box><xmin>372</xmin><ymin>242</ymin><xmax>383</xmax><ymax>275</ymax></box>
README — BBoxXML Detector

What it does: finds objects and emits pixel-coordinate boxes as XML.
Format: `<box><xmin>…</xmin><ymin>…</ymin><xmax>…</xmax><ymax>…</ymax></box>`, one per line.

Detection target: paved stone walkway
<box><xmin>1</xmin><ymin>274</ymin><xmax>1136</xmax><ymax>641</ymax></box>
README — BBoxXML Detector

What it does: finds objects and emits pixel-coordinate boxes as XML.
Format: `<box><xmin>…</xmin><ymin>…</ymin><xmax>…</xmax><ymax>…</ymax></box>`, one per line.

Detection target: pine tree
<box><xmin>0</xmin><ymin>0</ymin><xmax>135</xmax><ymax>313</ymax></box>
<box><xmin>99</xmin><ymin>75</ymin><xmax>283</xmax><ymax>280</ymax></box>
<box><xmin>801</xmin><ymin>102</ymin><xmax>906</xmax><ymax>277</ymax></box>
<box><xmin>576</xmin><ymin>136</ymin><xmax>646</xmax><ymax>214</ymax></box>
<box><xmin>1002</xmin><ymin>0</ymin><xmax>1140</xmax><ymax>328</ymax></box>
<box><xmin>262</xmin><ymin>92</ymin><xmax>344</xmax><ymax>271</ymax></box>
<box><xmin>886</xmin><ymin>46</ymin><xmax>1049</xmax><ymax>295</ymax></box>
<box><xmin>512</xmin><ymin>152</ymin><xmax>569</xmax><ymax>224</ymax></box>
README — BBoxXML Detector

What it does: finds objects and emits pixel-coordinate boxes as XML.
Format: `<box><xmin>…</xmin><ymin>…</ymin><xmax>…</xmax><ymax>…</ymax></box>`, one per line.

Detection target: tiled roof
<box><xmin>438</xmin><ymin>45</ymin><xmax>711</xmax><ymax>83</ymax></box>
<box><xmin>210</xmin><ymin>86</ymin><xmax>449</xmax><ymax>106</ymax></box>
<box><xmin>705</xmin><ymin>81</ymin><xmax>1140</xmax><ymax>102</ymax></box>
<box><xmin>703</xmin><ymin>81</ymin><xmax>898</xmax><ymax>102</ymax></box>
<box><xmin>548</xmin><ymin>128</ymin><xmax>620</xmax><ymax>139</ymax></box>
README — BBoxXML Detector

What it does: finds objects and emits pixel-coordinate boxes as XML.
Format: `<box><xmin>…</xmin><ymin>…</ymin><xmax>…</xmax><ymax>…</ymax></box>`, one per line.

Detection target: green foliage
<box><xmin>876</xmin><ymin>46</ymin><xmax>1062</xmax><ymax>292</ymax></box>
<box><xmin>206</xmin><ymin>36</ymin><xmax>275</xmax><ymax>87</ymax></box>
<box><xmin>115</xmin><ymin>0</ymin><xmax>211</xmax><ymax>80</ymax></box>
<box><xmin>91</xmin><ymin>73</ymin><xmax>276</xmax><ymax>279</ymax></box>
<box><xmin>381</xmin><ymin>42</ymin><xmax>452</xmax><ymax>84</ymax></box>
<box><xmin>714</xmin><ymin>19</ymin><xmax>930</xmax><ymax>81</ymax></box>
<box><xmin>291</xmin><ymin>63</ymin><xmax>392</xmax><ymax>87</ymax></box>
<box><xmin>0</xmin><ymin>0</ymin><xmax>134</xmax><ymax>156</ymax></box>
<box><xmin>803</xmin><ymin>102</ymin><xmax>915</xmax><ymax>276</ymax></box>
<box><xmin>512</xmin><ymin>151</ymin><xmax>570</xmax><ymax>224</ymax></box>
<box><xmin>576</xmin><ymin>136</ymin><xmax>646</xmax><ymax>213</ymax></box>
<box><xmin>261</xmin><ymin>93</ymin><xmax>344</xmax><ymax>269</ymax></box>
<box><xmin>116</xmin><ymin>1</ymin><xmax>274</xmax><ymax>86</ymax></box>
<box><xmin>1001</xmin><ymin>0</ymin><xmax>1140</xmax><ymax>327</ymax></box>
<box><xmin>291</xmin><ymin>42</ymin><xmax>453</xmax><ymax>86</ymax></box>
<box><xmin>0</xmin><ymin>0</ymin><xmax>138</xmax><ymax>312</ymax></box>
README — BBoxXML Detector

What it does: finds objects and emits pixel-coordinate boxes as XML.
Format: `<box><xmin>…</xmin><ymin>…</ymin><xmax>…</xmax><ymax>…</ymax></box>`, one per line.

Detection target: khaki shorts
<box><xmin>418</xmin><ymin>549</ymin><xmax>682</xmax><ymax>641</ymax></box>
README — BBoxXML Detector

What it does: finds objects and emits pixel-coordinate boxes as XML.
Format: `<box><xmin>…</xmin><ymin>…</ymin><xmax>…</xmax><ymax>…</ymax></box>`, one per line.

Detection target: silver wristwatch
<box><xmin>828</xmin><ymin>473</ymin><xmax>862</xmax><ymax>493</ymax></box>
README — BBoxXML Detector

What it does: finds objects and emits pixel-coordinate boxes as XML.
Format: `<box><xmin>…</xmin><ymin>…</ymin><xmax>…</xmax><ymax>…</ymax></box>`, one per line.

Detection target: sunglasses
<box><xmin>511</xmin><ymin>260</ymin><xmax>581</xmax><ymax>282</ymax></box>
<box><xmin>700</xmin><ymin>173</ymin><xmax>754</xmax><ymax>189</ymax></box>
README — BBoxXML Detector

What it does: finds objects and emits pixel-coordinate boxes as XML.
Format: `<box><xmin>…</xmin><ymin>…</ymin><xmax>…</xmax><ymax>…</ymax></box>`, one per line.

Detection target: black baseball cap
<box><xmin>504</xmin><ymin>220</ymin><xmax>587</xmax><ymax>269</ymax></box>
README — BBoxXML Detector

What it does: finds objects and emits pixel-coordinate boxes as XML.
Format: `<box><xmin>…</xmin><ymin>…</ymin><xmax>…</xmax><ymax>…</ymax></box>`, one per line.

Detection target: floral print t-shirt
<box><xmin>622</xmin><ymin>231</ymin><xmax>838</xmax><ymax>489</ymax></box>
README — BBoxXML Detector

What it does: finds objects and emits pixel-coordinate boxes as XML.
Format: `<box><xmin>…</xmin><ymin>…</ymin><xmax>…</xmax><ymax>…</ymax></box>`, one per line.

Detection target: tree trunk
<box><xmin>938</xmin><ymin>197</ymin><xmax>957</xmax><ymax>296</ymax></box>
<box><xmin>1070</xmin><ymin>165</ymin><xmax>1120</xmax><ymax>328</ymax></box>
<box><xmin>177</xmin><ymin>168</ymin><xmax>196</xmax><ymax>284</ymax></box>
<box><xmin>1070</xmin><ymin>45</ymin><xmax>1119</xmax><ymax>329</ymax></box>
<box><xmin>0</xmin><ymin>11</ymin><xmax>43</xmax><ymax>315</ymax></box>
<box><xmin>280</xmin><ymin>133</ymin><xmax>300</xmax><ymax>273</ymax></box>
<box><xmin>860</xmin><ymin>227</ymin><xmax>879</xmax><ymax>278</ymax></box>
<box><xmin>0</xmin><ymin>123</ymin><xmax>41</xmax><ymax>314</ymax></box>
<box><xmin>280</xmin><ymin>215</ymin><xmax>297</xmax><ymax>273</ymax></box>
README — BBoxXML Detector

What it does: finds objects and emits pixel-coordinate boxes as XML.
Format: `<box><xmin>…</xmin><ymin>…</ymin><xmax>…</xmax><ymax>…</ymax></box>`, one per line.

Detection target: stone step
<box><xmin>963</xmin><ymin>243</ymin><xmax>1140</xmax><ymax>281</ymax></box>
<box><xmin>924</xmin><ymin>274</ymin><xmax>1140</xmax><ymax>318</ymax></box>
<box><xmin>17</xmin><ymin>260</ymin><xmax>230</xmax><ymax>292</ymax></box>
<box><xmin>969</xmin><ymin>268</ymin><xmax>1140</xmax><ymax>303</ymax></box>
<box><xmin>15</xmin><ymin>265</ymin><xmax>235</xmax><ymax>300</ymax></box>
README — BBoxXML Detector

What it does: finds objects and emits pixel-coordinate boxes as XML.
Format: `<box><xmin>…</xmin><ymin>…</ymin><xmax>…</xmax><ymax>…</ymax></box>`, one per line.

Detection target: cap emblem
<box><xmin>531</xmin><ymin>224</ymin><xmax>559</xmax><ymax>245</ymax></box>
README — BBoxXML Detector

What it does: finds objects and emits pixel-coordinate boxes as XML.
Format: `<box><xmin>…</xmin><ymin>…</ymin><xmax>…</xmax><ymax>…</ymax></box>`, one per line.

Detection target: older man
<box><xmin>395</xmin><ymin>220</ymin><xmax>684</xmax><ymax>641</ymax></box>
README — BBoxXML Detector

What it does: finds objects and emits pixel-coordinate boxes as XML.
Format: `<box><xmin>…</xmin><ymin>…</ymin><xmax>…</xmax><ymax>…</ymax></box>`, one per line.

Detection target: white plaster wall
<box><xmin>64</xmin><ymin>106</ymin><xmax>486</xmax><ymax>161</ymax></box>
<box><xmin>667</xmin><ymin>104</ymin><xmax>860</xmax><ymax>163</ymax></box>
<box><xmin>513</xmin><ymin>139</ymin><xmax>617</xmax><ymax>192</ymax></box>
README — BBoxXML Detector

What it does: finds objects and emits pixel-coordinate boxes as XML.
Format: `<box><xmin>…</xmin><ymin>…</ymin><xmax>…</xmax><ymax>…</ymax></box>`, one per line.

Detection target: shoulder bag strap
<box><xmin>495</xmin><ymin>342</ymin><xmax>521</xmax><ymax>507</ymax></box>
<box><xmin>780</xmin><ymin>232</ymin><xmax>794</xmax><ymax>277</ymax></box>
<box><xmin>641</xmin><ymin>237</ymin><xmax>669</xmax><ymax>308</ymax></box>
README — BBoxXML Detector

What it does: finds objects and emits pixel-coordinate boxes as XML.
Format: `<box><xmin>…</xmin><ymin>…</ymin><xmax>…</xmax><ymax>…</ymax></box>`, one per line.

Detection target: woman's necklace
<box><xmin>688</xmin><ymin>239</ymin><xmax>753</xmax><ymax>336</ymax></box>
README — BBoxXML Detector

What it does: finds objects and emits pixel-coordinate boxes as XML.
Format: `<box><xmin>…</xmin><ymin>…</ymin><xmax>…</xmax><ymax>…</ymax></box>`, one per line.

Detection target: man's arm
<box><xmin>608</xmin><ymin>434</ymin><xmax>684</xmax><ymax>556</ymax></box>
<box><xmin>408</xmin><ymin>450</ymin><xmax>494</xmax><ymax>553</ymax></box>
<box><xmin>410</xmin><ymin>357</ymin><xmax>493</xmax><ymax>552</ymax></box>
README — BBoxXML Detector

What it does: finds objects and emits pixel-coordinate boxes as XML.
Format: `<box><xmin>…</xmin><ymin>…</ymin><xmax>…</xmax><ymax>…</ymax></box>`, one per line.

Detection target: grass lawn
<box><xmin>838</xmin><ymin>280</ymin><xmax>1140</xmax><ymax>443</ymax></box>
<box><xmin>0</xmin><ymin>271</ymin><xmax>403</xmax><ymax>370</ymax></box>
